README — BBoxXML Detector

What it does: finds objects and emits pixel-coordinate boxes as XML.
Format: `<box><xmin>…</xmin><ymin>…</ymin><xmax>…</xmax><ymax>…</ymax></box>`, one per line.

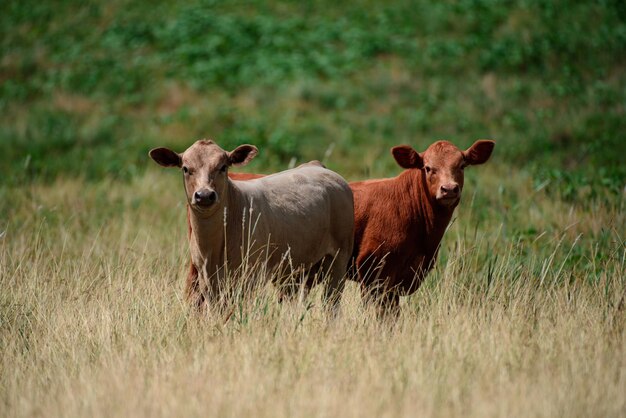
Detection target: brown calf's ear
<box><xmin>391</xmin><ymin>145</ymin><xmax>424</xmax><ymax>169</ymax></box>
<box><xmin>464</xmin><ymin>140</ymin><xmax>495</xmax><ymax>165</ymax></box>
<box><xmin>149</xmin><ymin>147</ymin><xmax>182</xmax><ymax>167</ymax></box>
<box><xmin>229</xmin><ymin>144</ymin><xmax>258</xmax><ymax>167</ymax></box>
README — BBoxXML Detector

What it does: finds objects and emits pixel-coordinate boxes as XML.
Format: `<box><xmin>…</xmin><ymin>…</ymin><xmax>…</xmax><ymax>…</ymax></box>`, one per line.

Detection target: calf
<box><xmin>350</xmin><ymin>139</ymin><xmax>495</xmax><ymax>311</ymax></box>
<box><xmin>150</xmin><ymin>139</ymin><xmax>354</xmax><ymax>311</ymax></box>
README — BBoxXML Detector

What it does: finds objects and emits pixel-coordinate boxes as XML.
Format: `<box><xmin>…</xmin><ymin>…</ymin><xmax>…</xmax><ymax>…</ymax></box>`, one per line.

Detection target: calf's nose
<box><xmin>193</xmin><ymin>190</ymin><xmax>217</xmax><ymax>206</ymax></box>
<box><xmin>440</xmin><ymin>184</ymin><xmax>460</xmax><ymax>196</ymax></box>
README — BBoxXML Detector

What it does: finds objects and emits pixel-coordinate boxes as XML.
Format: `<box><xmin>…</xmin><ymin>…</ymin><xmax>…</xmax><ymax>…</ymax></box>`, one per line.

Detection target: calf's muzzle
<box><xmin>439</xmin><ymin>183</ymin><xmax>460</xmax><ymax>197</ymax></box>
<box><xmin>193</xmin><ymin>189</ymin><xmax>218</xmax><ymax>207</ymax></box>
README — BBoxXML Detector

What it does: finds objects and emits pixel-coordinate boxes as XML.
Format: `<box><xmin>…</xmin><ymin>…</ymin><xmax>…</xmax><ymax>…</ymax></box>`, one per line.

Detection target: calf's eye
<box><xmin>425</xmin><ymin>166</ymin><xmax>431</xmax><ymax>173</ymax></box>
<box><xmin>183</xmin><ymin>166</ymin><xmax>189</xmax><ymax>174</ymax></box>
<box><xmin>220</xmin><ymin>165</ymin><xmax>227</xmax><ymax>173</ymax></box>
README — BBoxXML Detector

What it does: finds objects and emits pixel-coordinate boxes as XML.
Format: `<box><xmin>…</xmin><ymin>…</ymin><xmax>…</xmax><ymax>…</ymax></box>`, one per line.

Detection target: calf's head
<box><xmin>149</xmin><ymin>139</ymin><xmax>258</xmax><ymax>214</ymax></box>
<box><xmin>392</xmin><ymin>140</ymin><xmax>495</xmax><ymax>208</ymax></box>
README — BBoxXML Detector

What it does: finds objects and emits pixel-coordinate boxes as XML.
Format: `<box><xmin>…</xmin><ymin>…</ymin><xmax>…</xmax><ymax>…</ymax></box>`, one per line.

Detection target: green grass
<box><xmin>1</xmin><ymin>0</ymin><xmax>625</xmax><ymax>192</ymax></box>
<box><xmin>1</xmin><ymin>0</ymin><xmax>625</xmax><ymax>416</ymax></box>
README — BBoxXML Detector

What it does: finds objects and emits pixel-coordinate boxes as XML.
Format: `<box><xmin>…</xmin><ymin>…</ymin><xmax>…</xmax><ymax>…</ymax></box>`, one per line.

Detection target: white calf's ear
<box><xmin>464</xmin><ymin>140</ymin><xmax>495</xmax><ymax>165</ymax></box>
<box><xmin>229</xmin><ymin>144</ymin><xmax>258</xmax><ymax>167</ymax></box>
<box><xmin>391</xmin><ymin>145</ymin><xmax>424</xmax><ymax>169</ymax></box>
<box><xmin>149</xmin><ymin>148</ymin><xmax>182</xmax><ymax>168</ymax></box>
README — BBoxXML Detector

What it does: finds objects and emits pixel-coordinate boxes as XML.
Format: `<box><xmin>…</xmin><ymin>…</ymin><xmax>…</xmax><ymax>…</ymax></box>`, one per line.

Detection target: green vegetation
<box><xmin>1</xmin><ymin>1</ymin><xmax>624</xmax><ymax>416</ymax></box>
<box><xmin>2</xmin><ymin>0</ymin><xmax>625</xmax><ymax>191</ymax></box>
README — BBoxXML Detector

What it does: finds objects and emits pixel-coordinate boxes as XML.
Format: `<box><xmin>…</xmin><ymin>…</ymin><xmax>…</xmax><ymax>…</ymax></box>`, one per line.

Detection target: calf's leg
<box><xmin>321</xmin><ymin>251</ymin><xmax>349</xmax><ymax>314</ymax></box>
<box><xmin>185</xmin><ymin>264</ymin><xmax>207</xmax><ymax>312</ymax></box>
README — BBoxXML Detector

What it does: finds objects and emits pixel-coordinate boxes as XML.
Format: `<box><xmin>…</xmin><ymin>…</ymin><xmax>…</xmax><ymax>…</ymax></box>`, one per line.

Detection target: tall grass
<box><xmin>1</xmin><ymin>174</ymin><xmax>624</xmax><ymax>417</ymax></box>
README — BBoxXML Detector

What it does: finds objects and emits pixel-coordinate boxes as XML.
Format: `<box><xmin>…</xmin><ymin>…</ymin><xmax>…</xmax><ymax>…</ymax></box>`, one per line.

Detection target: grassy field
<box><xmin>1</xmin><ymin>0</ymin><xmax>625</xmax><ymax>417</ymax></box>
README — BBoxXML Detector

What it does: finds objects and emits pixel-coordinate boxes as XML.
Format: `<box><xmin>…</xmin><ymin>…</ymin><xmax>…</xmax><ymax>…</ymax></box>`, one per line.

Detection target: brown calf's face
<box><xmin>149</xmin><ymin>139</ymin><xmax>258</xmax><ymax>214</ymax></box>
<box><xmin>392</xmin><ymin>139</ymin><xmax>495</xmax><ymax>208</ymax></box>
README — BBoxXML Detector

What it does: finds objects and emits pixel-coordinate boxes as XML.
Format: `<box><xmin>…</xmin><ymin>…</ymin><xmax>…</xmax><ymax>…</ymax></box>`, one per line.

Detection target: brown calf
<box><xmin>350</xmin><ymin>139</ymin><xmax>495</xmax><ymax>311</ymax></box>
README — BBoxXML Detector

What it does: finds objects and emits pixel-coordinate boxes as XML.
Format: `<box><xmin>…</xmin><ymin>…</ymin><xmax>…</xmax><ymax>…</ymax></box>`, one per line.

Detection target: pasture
<box><xmin>1</xmin><ymin>1</ymin><xmax>625</xmax><ymax>416</ymax></box>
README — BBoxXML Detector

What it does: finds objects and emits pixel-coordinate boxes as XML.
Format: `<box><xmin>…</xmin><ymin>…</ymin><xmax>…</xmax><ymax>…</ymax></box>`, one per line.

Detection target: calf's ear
<box><xmin>391</xmin><ymin>145</ymin><xmax>423</xmax><ymax>169</ymax></box>
<box><xmin>149</xmin><ymin>147</ymin><xmax>182</xmax><ymax>167</ymax></box>
<box><xmin>229</xmin><ymin>144</ymin><xmax>258</xmax><ymax>167</ymax></box>
<box><xmin>464</xmin><ymin>140</ymin><xmax>495</xmax><ymax>165</ymax></box>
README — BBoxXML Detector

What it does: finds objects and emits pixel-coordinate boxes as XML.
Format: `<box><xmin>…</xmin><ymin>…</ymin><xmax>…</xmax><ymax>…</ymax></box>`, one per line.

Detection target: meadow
<box><xmin>1</xmin><ymin>0</ymin><xmax>625</xmax><ymax>416</ymax></box>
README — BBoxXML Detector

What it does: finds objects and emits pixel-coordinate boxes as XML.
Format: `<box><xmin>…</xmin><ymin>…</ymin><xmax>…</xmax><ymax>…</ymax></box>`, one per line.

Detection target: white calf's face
<box><xmin>149</xmin><ymin>139</ymin><xmax>258</xmax><ymax>214</ymax></box>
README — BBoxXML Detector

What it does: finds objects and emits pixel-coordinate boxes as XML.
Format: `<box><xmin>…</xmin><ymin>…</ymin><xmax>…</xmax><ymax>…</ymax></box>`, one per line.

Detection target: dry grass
<box><xmin>1</xmin><ymin>172</ymin><xmax>624</xmax><ymax>418</ymax></box>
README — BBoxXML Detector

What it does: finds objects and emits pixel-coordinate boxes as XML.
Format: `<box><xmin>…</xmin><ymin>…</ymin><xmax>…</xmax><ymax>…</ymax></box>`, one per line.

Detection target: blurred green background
<box><xmin>1</xmin><ymin>0</ymin><xmax>625</xmax><ymax>199</ymax></box>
